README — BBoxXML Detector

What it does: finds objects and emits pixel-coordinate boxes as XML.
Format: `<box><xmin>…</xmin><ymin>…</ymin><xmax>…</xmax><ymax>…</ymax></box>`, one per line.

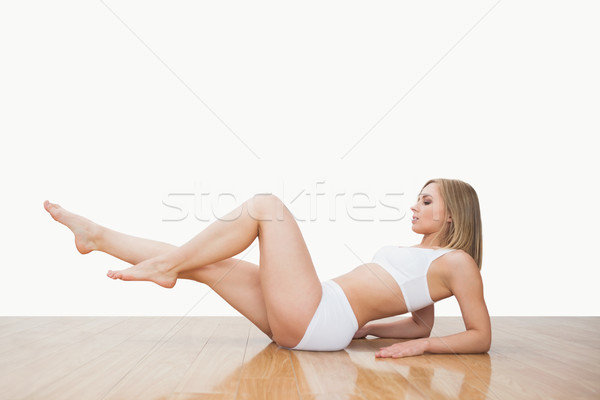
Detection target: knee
<box><xmin>248</xmin><ymin>193</ymin><xmax>285</xmax><ymax>221</ymax></box>
<box><xmin>251</xmin><ymin>193</ymin><xmax>282</xmax><ymax>207</ymax></box>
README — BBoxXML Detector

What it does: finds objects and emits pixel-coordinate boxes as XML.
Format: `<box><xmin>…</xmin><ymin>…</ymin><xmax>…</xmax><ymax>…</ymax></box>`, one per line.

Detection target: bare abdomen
<box><xmin>332</xmin><ymin>263</ymin><xmax>409</xmax><ymax>327</ymax></box>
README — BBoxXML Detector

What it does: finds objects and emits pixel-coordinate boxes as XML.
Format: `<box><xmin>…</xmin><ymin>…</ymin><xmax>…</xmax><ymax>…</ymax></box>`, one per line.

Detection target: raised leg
<box><xmin>105</xmin><ymin>194</ymin><xmax>323</xmax><ymax>347</ymax></box>
<box><xmin>253</xmin><ymin>195</ymin><xmax>323</xmax><ymax>347</ymax></box>
<box><xmin>43</xmin><ymin>200</ymin><xmax>273</xmax><ymax>337</ymax></box>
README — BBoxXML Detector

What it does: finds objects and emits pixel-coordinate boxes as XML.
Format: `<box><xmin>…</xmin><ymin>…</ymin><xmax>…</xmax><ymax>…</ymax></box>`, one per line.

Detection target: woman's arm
<box><xmin>355</xmin><ymin>320</ymin><xmax>419</xmax><ymax>339</ymax></box>
<box><xmin>376</xmin><ymin>252</ymin><xmax>491</xmax><ymax>358</ymax></box>
<box><xmin>354</xmin><ymin>304</ymin><xmax>434</xmax><ymax>339</ymax></box>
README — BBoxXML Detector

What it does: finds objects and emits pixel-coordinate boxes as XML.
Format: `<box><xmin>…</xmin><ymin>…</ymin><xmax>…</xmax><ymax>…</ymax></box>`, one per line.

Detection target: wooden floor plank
<box><xmin>1</xmin><ymin>316</ymin><xmax>598</xmax><ymax>400</ymax></box>
<box><xmin>487</xmin><ymin>350</ymin><xmax>597</xmax><ymax>399</ymax></box>
<box><xmin>0</xmin><ymin>317</ymin><xmax>128</xmax><ymax>397</ymax></box>
<box><xmin>237</xmin><ymin>325</ymin><xmax>300</xmax><ymax>400</ymax></box>
<box><xmin>0</xmin><ymin>316</ymin><xmax>47</xmax><ymax>337</ymax></box>
<box><xmin>172</xmin><ymin>321</ymin><xmax>250</xmax><ymax>397</ymax></box>
<box><xmin>429</xmin><ymin>317</ymin><xmax>598</xmax><ymax>399</ymax></box>
<box><xmin>345</xmin><ymin>339</ymin><xmax>428</xmax><ymax>399</ymax></box>
<box><xmin>492</xmin><ymin>317</ymin><xmax>600</xmax><ymax>350</ymax></box>
<box><xmin>0</xmin><ymin>317</ymin><xmax>121</xmax><ymax>371</ymax></box>
<box><xmin>0</xmin><ymin>316</ymin><xmax>113</xmax><ymax>355</ymax></box>
<box><xmin>170</xmin><ymin>394</ymin><xmax>234</xmax><ymax>400</ymax></box>
<box><xmin>350</xmin><ymin>317</ymin><xmax>600</xmax><ymax>400</ymax></box>
<box><xmin>354</xmin><ymin>337</ymin><xmax>492</xmax><ymax>400</ymax></box>
<box><xmin>102</xmin><ymin>317</ymin><xmax>221</xmax><ymax>400</ymax></box>
<box><xmin>9</xmin><ymin>317</ymin><xmax>177</xmax><ymax>400</ymax></box>
<box><xmin>291</xmin><ymin>348</ymin><xmax>368</xmax><ymax>399</ymax></box>
<box><xmin>493</xmin><ymin>335</ymin><xmax>600</xmax><ymax>377</ymax></box>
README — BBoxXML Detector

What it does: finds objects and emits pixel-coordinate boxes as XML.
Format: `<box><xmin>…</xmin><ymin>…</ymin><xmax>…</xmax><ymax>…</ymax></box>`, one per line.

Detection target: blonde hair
<box><xmin>421</xmin><ymin>178</ymin><xmax>483</xmax><ymax>270</ymax></box>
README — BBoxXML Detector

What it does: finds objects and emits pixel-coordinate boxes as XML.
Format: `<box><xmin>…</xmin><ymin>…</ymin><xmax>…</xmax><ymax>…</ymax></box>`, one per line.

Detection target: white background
<box><xmin>1</xmin><ymin>1</ymin><xmax>598</xmax><ymax>317</ymax></box>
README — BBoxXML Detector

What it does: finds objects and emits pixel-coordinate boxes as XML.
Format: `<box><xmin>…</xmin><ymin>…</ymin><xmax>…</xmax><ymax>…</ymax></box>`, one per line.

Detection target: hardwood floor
<box><xmin>0</xmin><ymin>317</ymin><xmax>598</xmax><ymax>399</ymax></box>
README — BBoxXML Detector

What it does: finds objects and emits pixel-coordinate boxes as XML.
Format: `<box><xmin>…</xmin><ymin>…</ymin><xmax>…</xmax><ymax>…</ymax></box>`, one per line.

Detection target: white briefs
<box><xmin>279</xmin><ymin>280</ymin><xmax>358</xmax><ymax>352</ymax></box>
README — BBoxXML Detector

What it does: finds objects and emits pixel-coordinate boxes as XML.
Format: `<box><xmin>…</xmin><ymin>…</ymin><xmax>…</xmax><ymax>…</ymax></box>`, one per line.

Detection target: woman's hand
<box><xmin>375</xmin><ymin>338</ymin><xmax>429</xmax><ymax>358</ymax></box>
<box><xmin>353</xmin><ymin>324</ymin><xmax>371</xmax><ymax>339</ymax></box>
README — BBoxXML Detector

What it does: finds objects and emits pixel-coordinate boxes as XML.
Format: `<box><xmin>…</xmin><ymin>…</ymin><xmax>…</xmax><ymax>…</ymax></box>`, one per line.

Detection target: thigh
<box><xmin>250</xmin><ymin>194</ymin><xmax>322</xmax><ymax>347</ymax></box>
<box><xmin>178</xmin><ymin>258</ymin><xmax>272</xmax><ymax>338</ymax></box>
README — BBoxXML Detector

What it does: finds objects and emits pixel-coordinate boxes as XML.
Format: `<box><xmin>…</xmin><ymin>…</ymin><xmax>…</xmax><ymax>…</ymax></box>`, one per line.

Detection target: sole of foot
<box><xmin>106</xmin><ymin>259</ymin><xmax>177</xmax><ymax>289</ymax></box>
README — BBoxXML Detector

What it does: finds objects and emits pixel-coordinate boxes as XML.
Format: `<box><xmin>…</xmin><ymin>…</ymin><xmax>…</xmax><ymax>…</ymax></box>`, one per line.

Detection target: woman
<box><xmin>43</xmin><ymin>178</ymin><xmax>491</xmax><ymax>358</ymax></box>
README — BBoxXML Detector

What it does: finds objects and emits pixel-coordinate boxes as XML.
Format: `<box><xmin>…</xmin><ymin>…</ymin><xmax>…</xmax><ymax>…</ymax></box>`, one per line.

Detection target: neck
<box><xmin>419</xmin><ymin>233</ymin><xmax>441</xmax><ymax>248</ymax></box>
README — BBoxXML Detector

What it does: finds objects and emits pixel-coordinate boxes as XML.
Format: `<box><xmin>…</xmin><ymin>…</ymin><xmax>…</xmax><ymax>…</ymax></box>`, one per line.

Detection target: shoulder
<box><xmin>444</xmin><ymin>249</ymin><xmax>476</xmax><ymax>266</ymax></box>
<box><xmin>442</xmin><ymin>250</ymin><xmax>480</xmax><ymax>280</ymax></box>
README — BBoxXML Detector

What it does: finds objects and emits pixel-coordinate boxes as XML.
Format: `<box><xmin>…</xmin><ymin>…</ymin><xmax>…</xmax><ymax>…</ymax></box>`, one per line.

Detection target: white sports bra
<box><xmin>371</xmin><ymin>246</ymin><xmax>457</xmax><ymax>312</ymax></box>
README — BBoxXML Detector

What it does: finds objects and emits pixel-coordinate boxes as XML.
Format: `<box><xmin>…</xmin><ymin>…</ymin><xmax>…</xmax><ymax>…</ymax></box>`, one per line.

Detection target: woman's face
<box><xmin>410</xmin><ymin>182</ymin><xmax>451</xmax><ymax>235</ymax></box>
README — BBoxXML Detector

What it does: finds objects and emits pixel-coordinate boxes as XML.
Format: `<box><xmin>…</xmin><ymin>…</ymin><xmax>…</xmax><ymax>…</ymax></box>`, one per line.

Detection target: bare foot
<box><xmin>106</xmin><ymin>256</ymin><xmax>178</xmax><ymax>288</ymax></box>
<box><xmin>43</xmin><ymin>200</ymin><xmax>101</xmax><ymax>254</ymax></box>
